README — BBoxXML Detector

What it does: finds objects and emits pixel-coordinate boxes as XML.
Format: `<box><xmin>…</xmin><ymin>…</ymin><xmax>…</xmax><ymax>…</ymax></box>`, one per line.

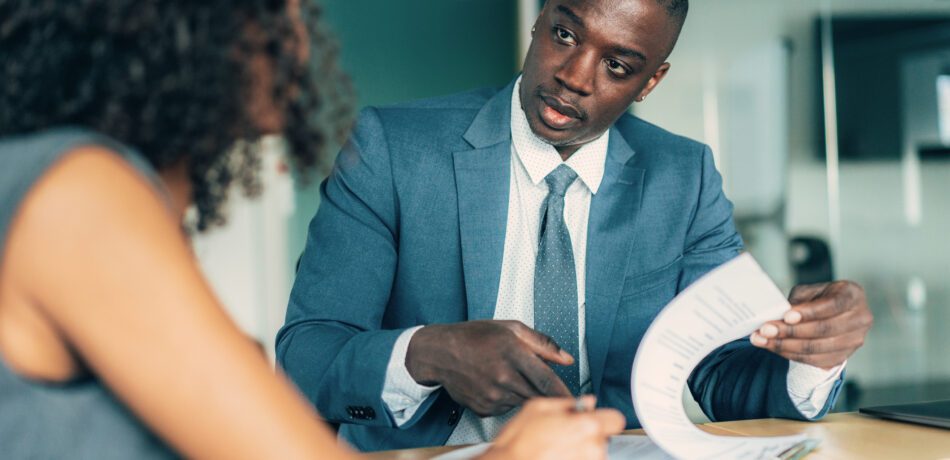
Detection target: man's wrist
<box><xmin>382</xmin><ymin>326</ymin><xmax>442</xmax><ymax>426</ymax></box>
<box><xmin>405</xmin><ymin>324</ymin><xmax>443</xmax><ymax>386</ymax></box>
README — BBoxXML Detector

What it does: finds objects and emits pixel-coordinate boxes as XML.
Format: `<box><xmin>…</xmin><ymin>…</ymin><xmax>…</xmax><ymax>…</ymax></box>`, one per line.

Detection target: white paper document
<box><xmin>432</xmin><ymin>435</ymin><xmax>672</xmax><ymax>460</ymax></box>
<box><xmin>435</xmin><ymin>253</ymin><xmax>811</xmax><ymax>460</ymax></box>
<box><xmin>631</xmin><ymin>253</ymin><xmax>806</xmax><ymax>459</ymax></box>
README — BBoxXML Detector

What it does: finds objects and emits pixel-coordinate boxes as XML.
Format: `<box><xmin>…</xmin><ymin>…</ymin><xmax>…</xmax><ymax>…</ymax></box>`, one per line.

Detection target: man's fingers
<box><xmin>514</xmin><ymin>324</ymin><xmax>574</xmax><ymax>366</ymax></box>
<box><xmin>788</xmin><ymin>282</ymin><xmax>829</xmax><ymax>303</ymax></box>
<box><xmin>757</xmin><ymin>313</ymin><xmax>858</xmax><ymax>339</ymax></box>
<box><xmin>787</xmin><ymin>280</ymin><xmax>864</xmax><ymax>323</ymax></box>
<box><xmin>787</xmin><ymin>295</ymin><xmax>852</xmax><ymax>323</ymax></box>
<box><xmin>751</xmin><ymin>331</ymin><xmax>866</xmax><ymax>355</ymax></box>
<box><xmin>496</xmin><ymin>369</ymin><xmax>543</xmax><ymax>401</ymax></box>
<box><xmin>516</xmin><ymin>354</ymin><xmax>572</xmax><ymax>397</ymax></box>
<box><xmin>749</xmin><ymin>331</ymin><xmax>853</xmax><ymax>368</ymax></box>
<box><xmin>754</xmin><ymin>281</ymin><xmax>870</xmax><ymax>370</ymax></box>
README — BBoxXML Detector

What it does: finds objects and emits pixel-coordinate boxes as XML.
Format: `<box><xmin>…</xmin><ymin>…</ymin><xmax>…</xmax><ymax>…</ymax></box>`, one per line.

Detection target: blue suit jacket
<box><xmin>276</xmin><ymin>79</ymin><xmax>842</xmax><ymax>452</ymax></box>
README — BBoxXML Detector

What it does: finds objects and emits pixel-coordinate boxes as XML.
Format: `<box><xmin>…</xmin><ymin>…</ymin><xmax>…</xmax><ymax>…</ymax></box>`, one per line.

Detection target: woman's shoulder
<box><xmin>2</xmin><ymin>129</ymin><xmax>159</xmax><ymax>214</ymax></box>
<box><xmin>13</xmin><ymin>140</ymin><xmax>171</xmax><ymax>240</ymax></box>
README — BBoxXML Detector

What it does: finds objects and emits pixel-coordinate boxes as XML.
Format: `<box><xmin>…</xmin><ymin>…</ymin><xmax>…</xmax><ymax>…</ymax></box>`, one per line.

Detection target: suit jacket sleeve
<box><xmin>275</xmin><ymin>107</ymin><xmax>438</xmax><ymax>428</ymax></box>
<box><xmin>681</xmin><ymin>145</ymin><xmax>841</xmax><ymax>422</ymax></box>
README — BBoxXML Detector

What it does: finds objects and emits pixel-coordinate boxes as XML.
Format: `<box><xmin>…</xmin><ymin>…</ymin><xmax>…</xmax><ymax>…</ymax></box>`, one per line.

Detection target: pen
<box><xmin>573</xmin><ymin>396</ymin><xmax>592</xmax><ymax>413</ymax></box>
<box><xmin>776</xmin><ymin>439</ymin><xmax>820</xmax><ymax>460</ymax></box>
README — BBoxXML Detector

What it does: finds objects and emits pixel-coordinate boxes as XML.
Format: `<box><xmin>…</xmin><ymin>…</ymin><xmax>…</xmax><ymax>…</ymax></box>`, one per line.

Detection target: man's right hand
<box><xmin>405</xmin><ymin>320</ymin><xmax>574</xmax><ymax>416</ymax></box>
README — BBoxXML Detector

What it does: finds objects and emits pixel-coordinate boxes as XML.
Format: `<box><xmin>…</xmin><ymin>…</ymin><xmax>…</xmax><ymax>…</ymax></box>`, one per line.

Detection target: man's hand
<box><xmin>751</xmin><ymin>281</ymin><xmax>873</xmax><ymax>369</ymax></box>
<box><xmin>405</xmin><ymin>320</ymin><xmax>574</xmax><ymax>417</ymax></box>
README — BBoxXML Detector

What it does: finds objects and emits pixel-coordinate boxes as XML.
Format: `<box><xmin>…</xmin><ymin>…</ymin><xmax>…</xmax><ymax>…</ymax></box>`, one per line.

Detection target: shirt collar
<box><xmin>510</xmin><ymin>76</ymin><xmax>609</xmax><ymax>194</ymax></box>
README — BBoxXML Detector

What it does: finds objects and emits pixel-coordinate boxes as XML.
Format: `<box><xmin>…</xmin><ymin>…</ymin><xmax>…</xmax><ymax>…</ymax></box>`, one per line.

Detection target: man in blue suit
<box><xmin>277</xmin><ymin>0</ymin><xmax>873</xmax><ymax>452</ymax></box>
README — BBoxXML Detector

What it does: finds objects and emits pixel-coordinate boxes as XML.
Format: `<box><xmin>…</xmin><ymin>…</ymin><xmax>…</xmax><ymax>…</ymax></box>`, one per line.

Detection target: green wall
<box><xmin>322</xmin><ymin>0</ymin><xmax>519</xmax><ymax>107</ymax></box>
<box><xmin>288</xmin><ymin>0</ymin><xmax>520</xmax><ymax>277</ymax></box>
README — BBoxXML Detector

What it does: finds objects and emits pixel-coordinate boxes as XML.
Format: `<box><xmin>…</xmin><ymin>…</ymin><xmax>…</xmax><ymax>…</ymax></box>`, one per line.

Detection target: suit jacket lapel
<box><xmin>585</xmin><ymin>125</ymin><xmax>645</xmax><ymax>395</ymax></box>
<box><xmin>453</xmin><ymin>81</ymin><xmax>515</xmax><ymax>321</ymax></box>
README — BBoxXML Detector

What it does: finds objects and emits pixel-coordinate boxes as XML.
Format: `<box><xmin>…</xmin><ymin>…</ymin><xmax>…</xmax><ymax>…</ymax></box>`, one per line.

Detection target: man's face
<box><xmin>520</xmin><ymin>0</ymin><xmax>679</xmax><ymax>152</ymax></box>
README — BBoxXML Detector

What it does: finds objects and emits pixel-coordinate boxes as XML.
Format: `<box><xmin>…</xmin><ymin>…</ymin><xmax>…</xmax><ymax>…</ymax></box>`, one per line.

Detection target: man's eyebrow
<box><xmin>555</xmin><ymin>5</ymin><xmax>584</xmax><ymax>27</ymax></box>
<box><xmin>613</xmin><ymin>46</ymin><xmax>647</xmax><ymax>62</ymax></box>
<box><xmin>554</xmin><ymin>5</ymin><xmax>647</xmax><ymax>62</ymax></box>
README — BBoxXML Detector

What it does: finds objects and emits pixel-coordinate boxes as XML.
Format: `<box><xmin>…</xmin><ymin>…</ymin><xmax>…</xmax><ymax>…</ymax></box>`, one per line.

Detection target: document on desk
<box><xmin>433</xmin><ymin>435</ymin><xmax>673</xmax><ymax>460</ymax></box>
<box><xmin>631</xmin><ymin>252</ymin><xmax>808</xmax><ymax>459</ymax></box>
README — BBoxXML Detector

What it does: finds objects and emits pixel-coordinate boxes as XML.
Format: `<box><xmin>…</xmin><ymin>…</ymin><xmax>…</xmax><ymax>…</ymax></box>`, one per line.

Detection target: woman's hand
<box><xmin>483</xmin><ymin>396</ymin><xmax>625</xmax><ymax>460</ymax></box>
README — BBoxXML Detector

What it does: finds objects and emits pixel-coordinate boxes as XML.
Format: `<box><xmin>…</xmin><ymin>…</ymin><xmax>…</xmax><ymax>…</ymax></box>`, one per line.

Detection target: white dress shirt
<box><xmin>381</xmin><ymin>77</ymin><xmax>844</xmax><ymax>443</ymax></box>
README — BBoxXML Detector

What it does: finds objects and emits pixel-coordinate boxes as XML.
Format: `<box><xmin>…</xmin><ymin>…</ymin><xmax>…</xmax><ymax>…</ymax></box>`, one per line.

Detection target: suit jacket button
<box><xmin>364</xmin><ymin>407</ymin><xmax>377</xmax><ymax>420</ymax></box>
<box><xmin>447</xmin><ymin>408</ymin><xmax>461</xmax><ymax>426</ymax></box>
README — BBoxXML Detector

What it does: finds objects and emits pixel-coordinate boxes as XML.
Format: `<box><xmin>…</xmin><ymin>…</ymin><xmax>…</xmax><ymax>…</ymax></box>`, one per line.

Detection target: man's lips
<box><xmin>541</xmin><ymin>95</ymin><xmax>582</xmax><ymax>119</ymax></box>
<box><xmin>538</xmin><ymin>95</ymin><xmax>583</xmax><ymax>130</ymax></box>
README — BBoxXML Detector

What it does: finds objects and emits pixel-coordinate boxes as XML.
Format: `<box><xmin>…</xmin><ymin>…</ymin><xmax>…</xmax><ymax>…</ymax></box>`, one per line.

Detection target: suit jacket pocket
<box><xmin>620</xmin><ymin>255</ymin><xmax>684</xmax><ymax>299</ymax></box>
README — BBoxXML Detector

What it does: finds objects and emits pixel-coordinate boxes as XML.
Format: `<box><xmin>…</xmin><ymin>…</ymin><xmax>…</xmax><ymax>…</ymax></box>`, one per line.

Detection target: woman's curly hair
<box><xmin>0</xmin><ymin>0</ymin><xmax>352</xmax><ymax>230</ymax></box>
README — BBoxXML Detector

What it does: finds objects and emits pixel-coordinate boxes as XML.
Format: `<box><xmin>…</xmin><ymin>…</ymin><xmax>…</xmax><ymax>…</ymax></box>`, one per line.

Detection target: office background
<box><xmin>190</xmin><ymin>0</ymin><xmax>950</xmax><ymax>418</ymax></box>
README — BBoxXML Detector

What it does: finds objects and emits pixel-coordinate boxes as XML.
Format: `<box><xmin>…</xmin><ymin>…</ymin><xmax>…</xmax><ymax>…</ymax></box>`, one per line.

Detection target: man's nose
<box><xmin>554</xmin><ymin>50</ymin><xmax>596</xmax><ymax>97</ymax></box>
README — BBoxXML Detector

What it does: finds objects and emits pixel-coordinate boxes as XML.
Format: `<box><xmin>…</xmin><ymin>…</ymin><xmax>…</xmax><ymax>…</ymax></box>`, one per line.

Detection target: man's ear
<box><xmin>534</xmin><ymin>0</ymin><xmax>556</xmax><ymax>32</ymax></box>
<box><xmin>636</xmin><ymin>62</ymin><xmax>671</xmax><ymax>101</ymax></box>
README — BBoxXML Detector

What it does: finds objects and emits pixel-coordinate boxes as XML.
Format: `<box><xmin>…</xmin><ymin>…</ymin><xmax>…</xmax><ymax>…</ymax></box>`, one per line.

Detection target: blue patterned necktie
<box><xmin>534</xmin><ymin>164</ymin><xmax>580</xmax><ymax>395</ymax></box>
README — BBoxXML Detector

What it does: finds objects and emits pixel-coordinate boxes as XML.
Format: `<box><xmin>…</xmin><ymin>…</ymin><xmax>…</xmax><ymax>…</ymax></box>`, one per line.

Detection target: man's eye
<box><xmin>606</xmin><ymin>59</ymin><xmax>629</xmax><ymax>76</ymax></box>
<box><xmin>554</xmin><ymin>27</ymin><xmax>576</xmax><ymax>45</ymax></box>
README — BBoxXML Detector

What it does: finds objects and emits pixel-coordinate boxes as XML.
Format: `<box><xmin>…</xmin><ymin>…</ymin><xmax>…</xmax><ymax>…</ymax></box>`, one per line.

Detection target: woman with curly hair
<box><xmin>0</xmin><ymin>0</ymin><xmax>624</xmax><ymax>458</ymax></box>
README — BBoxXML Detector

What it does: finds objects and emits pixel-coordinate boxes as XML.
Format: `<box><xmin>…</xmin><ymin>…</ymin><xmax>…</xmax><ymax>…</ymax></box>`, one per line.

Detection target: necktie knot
<box><xmin>545</xmin><ymin>164</ymin><xmax>578</xmax><ymax>197</ymax></box>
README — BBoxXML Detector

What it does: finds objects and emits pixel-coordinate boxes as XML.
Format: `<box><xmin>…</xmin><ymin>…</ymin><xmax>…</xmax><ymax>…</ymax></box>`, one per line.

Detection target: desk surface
<box><xmin>362</xmin><ymin>413</ymin><xmax>950</xmax><ymax>459</ymax></box>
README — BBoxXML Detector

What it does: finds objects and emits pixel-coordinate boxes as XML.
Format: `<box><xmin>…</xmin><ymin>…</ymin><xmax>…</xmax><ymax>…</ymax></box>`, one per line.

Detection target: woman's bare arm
<box><xmin>4</xmin><ymin>147</ymin><xmax>352</xmax><ymax>460</ymax></box>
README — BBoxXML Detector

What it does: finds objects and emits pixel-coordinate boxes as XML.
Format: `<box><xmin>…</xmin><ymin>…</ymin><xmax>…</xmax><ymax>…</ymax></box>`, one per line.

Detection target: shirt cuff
<box><xmin>382</xmin><ymin>326</ymin><xmax>441</xmax><ymax>427</ymax></box>
<box><xmin>786</xmin><ymin>360</ymin><xmax>845</xmax><ymax>419</ymax></box>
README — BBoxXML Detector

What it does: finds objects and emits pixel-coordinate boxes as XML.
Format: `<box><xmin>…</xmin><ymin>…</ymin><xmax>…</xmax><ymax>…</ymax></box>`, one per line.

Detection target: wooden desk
<box><xmin>710</xmin><ymin>412</ymin><xmax>950</xmax><ymax>459</ymax></box>
<box><xmin>363</xmin><ymin>413</ymin><xmax>950</xmax><ymax>459</ymax></box>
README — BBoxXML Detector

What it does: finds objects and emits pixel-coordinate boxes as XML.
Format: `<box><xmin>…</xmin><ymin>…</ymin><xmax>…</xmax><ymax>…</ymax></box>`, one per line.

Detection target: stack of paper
<box><xmin>631</xmin><ymin>253</ymin><xmax>808</xmax><ymax>459</ymax></box>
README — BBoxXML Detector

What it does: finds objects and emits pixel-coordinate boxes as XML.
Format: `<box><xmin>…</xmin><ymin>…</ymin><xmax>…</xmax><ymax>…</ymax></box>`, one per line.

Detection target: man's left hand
<box><xmin>751</xmin><ymin>281</ymin><xmax>873</xmax><ymax>369</ymax></box>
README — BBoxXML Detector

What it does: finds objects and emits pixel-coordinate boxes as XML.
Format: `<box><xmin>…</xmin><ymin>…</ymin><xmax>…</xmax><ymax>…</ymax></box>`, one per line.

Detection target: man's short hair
<box><xmin>657</xmin><ymin>0</ymin><xmax>689</xmax><ymax>28</ymax></box>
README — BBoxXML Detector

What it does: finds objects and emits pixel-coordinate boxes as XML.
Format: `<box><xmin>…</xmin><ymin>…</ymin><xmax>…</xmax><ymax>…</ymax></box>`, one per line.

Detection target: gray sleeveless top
<box><xmin>0</xmin><ymin>128</ymin><xmax>177</xmax><ymax>459</ymax></box>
